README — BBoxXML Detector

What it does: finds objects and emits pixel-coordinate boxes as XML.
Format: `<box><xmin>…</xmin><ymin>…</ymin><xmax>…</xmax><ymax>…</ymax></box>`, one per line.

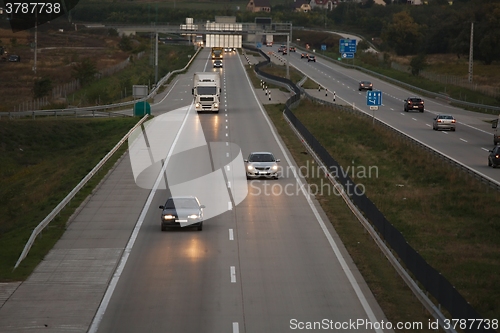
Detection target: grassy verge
<box><xmin>67</xmin><ymin>45</ymin><xmax>195</xmax><ymax>107</ymax></box>
<box><xmin>264</xmin><ymin>103</ymin><xmax>437</xmax><ymax>331</ymax></box>
<box><xmin>0</xmin><ymin>117</ymin><xmax>140</xmax><ymax>281</ymax></box>
<box><xmin>265</xmin><ymin>97</ymin><xmax>500</xmax><ymax>322</ymax></box>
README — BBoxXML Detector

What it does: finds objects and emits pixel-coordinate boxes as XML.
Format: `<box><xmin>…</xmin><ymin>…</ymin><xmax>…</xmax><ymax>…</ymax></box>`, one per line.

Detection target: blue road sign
<box><xmin>339</xmin><ymin>39</ymin><xmax>357</xmax><ymax>53</ymax></box>
<box><xmin>341</xmin><ymin>52</ymin><xmax>354</xmax><ymax>59</ymax></box>
<box><xmin>256</xmin><ymin>42</ymin><xmax>262</xmax><ymax>48</ymax></box>
<box><xmin>367</xmin><ymin>90</ymin><xmax>382</xmax><ymax>106</ymax></box>
<box><xmin>321</xmin><ymin>44</ymin><xmax>326</xmax><ymax>51</ymax></box>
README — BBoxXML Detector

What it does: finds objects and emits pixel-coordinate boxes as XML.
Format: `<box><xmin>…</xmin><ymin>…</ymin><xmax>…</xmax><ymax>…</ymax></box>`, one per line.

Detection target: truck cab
<box><xmin>192</xmin><ymin>72</ymin><xmax>221</xmax><ymax>113</ymax></box>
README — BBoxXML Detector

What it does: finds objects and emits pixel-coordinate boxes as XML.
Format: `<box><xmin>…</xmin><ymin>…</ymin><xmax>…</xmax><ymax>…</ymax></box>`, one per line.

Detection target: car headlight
<box><xmin>188</xmin><ymin>214</ymin><xmax>200</xmax><ymax>219</ymax></box>
<box><xmin>247</xmin><ymin>165</ymin><xmax>254</xmax><ymax>171</ymax></box>
<box><xmin>214</xmin><ymin>103</ymin><xmax>218</xmax><ymax>108</ymax></box>
<box><xmin>163</xmin><ymin>215</ymin><xmax>175</xmax><ymax>220</ymax></box>
<box><xmin>195</xmin><ymin>103</ymin><xmax>201</xmax><ymax>108</ymax></box>
<box><xmin>271</xmin><ymin>165</ymin><xmax>278</xmax><ymax>171</ymax></box>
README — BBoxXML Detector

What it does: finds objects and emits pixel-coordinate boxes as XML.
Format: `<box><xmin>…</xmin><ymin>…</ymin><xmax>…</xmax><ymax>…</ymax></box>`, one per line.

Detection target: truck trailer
<box><xmin>192</xmin><ymin>72</ymin><xmax>221</xmax><ymax>113</ymax></box>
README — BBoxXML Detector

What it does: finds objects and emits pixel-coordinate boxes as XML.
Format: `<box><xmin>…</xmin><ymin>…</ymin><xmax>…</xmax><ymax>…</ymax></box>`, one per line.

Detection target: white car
<box><xmin>244</xmin><ymin>152</ymin><xmax>280</xmax><ymax>179</ymax></box>
<box><xmin>213</xmin><ymin>60</ymin><xmax>223</xmax><ymax>68</ymax></box>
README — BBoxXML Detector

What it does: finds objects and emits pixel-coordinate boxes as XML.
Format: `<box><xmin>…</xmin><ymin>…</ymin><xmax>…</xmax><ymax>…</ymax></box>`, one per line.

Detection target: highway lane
<box><xmin>275</xmin><ymin>45</ymin><xmax>500</xmax><ymax>182</ymax></box>
<box><xmin>93</xmin><ymin>48</ymin><xmax>389</xmax><ymax>332</ymax></box>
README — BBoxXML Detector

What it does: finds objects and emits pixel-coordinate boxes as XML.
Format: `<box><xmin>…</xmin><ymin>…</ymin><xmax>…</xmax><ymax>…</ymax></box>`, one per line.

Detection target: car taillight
<box><xmin>496</xmin><ymin>155</ymin><xmax>500</xmax><ymax>159</ymax></box>
<box><xmin>437</xmin><ymin>119</ymin><xmax>442</xmax><ymax>123</ymax></box>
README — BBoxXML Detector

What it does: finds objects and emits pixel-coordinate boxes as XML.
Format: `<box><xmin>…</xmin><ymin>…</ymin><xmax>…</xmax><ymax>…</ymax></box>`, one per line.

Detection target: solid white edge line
<box><xmin>239</xmin><ymin>55</ymin><xmax>384</xmax><ymax>333</ymax></box>
<box><xmin>228</xmin><ymin>201</ymin><xmax>232</xmax><ymax>211</ymax></box>
<box><xmin>88</xmin><ymin>102</ymin><xmax>193</xmax><ymax>333</ymax></box>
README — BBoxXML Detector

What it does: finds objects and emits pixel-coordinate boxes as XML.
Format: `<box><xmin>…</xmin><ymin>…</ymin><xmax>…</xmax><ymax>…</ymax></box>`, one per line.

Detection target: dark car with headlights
<box><xmin>159</xmin><ymin>196</ymin><xmax>205</xmax><ymax>231</ymax></box>
<box><xmin>307</xmin><ymin>55</ymin><xmax>316</xmax><ymax>62</ymax></box>
<box><xmin>244</xmin><ymin>152</ymin><xmax>280</xmax><ymax>179</ymax></box>
<box><xmin>8</xmin><ymin>55</ymin><xmax>20</xmax><ymax>62</ymax></box>
<box><xmin>358</xmin><ymin>81</ymin><xmax>373</xmax><ymax>91</ymax></box>
<box><xmin>488</xmin><ymin>146</ymin><xmax>500</xmax><ymax>168</ymax></box>
<box><xmin>404</xmin><ymin>97</ymin><xmax>424</xmax><ymax>112</ymax></box>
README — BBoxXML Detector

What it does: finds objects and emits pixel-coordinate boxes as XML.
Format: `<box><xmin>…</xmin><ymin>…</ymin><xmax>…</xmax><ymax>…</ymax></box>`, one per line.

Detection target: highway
<box><xmin>1</xmin><ymin>43</ymin><xmax>493</xmax><ymax>333</ymax></box>
<box><xmin>273</xmin><ymin>45</ymin><xmax>500</xmax><ymax>182</ymax></box>
<box><xmin>90</xmin><ymin>48</ymin><xmax>388</xmax><ymax>332</ymax></box>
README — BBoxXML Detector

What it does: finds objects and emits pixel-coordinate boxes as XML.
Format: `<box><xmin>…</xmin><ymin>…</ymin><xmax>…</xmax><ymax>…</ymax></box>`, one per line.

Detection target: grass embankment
<box><xmin>0</xmin><ymin>117</ymin><xmax>139</xmax><ymax>281</ymax></box>
<box><xmin>68</xmin><ymin>45</ymin><xmax>195</xmax><ymax>107</ymax></box>
<box><xmin>264</xmin><ymin>98</ymin><xmax>500</xmax><ymax>324</ymax></box>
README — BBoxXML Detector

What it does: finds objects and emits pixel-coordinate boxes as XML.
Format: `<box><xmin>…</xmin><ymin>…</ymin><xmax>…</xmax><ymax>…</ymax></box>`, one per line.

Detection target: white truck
<box><xmin>265</xmin><ymin>35</ymin><xmax>273</xmax><ymax>47</ymax></box>
<box><xmin>192</xmin><ymin>72</ymin><xmax>221</xmax><ymax>113</ymax></box>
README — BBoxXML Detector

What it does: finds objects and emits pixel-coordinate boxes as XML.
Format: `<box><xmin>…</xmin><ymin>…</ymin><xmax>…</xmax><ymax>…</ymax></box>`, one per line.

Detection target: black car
<box><xmin>307</xmin><ymin>55</ymin><xmax>316</xmax><ymax>62</ymax></box>
<box><xmin>404</xmin><ymin>97</ymin><xmax>424</xmax><ymax>112</ymax></box>
<box><xmin>8</xmin><ymin>55</ymin><xmax>20</xmax><ymax>62</ymax></box>
<box><xmin>301</xmin><ymin>53</ymin><xmax>308</xmax><ymax>58</ymax></box>
<box><xmin>159</xmin><ymin>196</ymin><xmax>205</xmax><ymax>231</ymax></box>
<box><xmin>358</xmin><ymin>81</ymin><xmax>373</xmax><ymax>91</ymax></box>
<box><xmin>488</xmin><ymin>146</ymin><xmax>500</xmax><ymax>168</ymax></box>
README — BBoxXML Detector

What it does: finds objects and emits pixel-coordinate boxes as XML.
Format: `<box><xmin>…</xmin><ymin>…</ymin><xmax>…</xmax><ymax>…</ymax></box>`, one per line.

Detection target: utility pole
<box><xmin>33</xmin><ymin>12</ymin><xmax>37</xmax><ymax>74</ymax></box>
<box><xmin>468</xmin><ymin>22</ymin><xmax>473</xmax><ymax>83</ymax></box>
<box><xmin>286</xmin><ymin>33</ymin><xmax>290</xmax><ymax>79</ymax></box>
<box><xmin>155</xmin><ymin>31</ymin><xmax>158</xmax><ymax>84</ymax></box>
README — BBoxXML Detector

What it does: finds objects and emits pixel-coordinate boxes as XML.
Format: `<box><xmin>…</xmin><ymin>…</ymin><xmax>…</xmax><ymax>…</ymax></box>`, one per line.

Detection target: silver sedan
<box><xmin>433</xmin><ymin>114</ymin><xmax>456</xmax><ymax>131</ymax></box>
<box><xmin>244</xmin><ymin>152</ymin><xmax>280</xmax><ymax>179</ymax></box>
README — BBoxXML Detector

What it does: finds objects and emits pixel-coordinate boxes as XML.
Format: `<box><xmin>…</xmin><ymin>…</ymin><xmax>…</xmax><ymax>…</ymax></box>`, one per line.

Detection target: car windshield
<box><xmin>249</xmin><ymin>154</ymin><xmax>274</xmax><ymax>162</ymax></box>
<box><xmin>410</xmin><ymin>98</ymin><xmax>421</xmax><ymax>102</ymax></box>
<box><xmin>164</xmin><ymin>198</ymin><xmax>199</xmax><ymax>210</ymax></box>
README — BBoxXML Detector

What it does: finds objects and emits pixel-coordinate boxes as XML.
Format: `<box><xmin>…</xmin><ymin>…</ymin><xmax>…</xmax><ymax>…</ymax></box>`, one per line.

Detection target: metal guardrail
<box><xmin>14</xmin><ymin>115</ymin><xmax>149</xmax><ymax>269</ymax></box>
<box><xmin>14</xmin><ymin>46</ymin><xmax>202</xmax><ymax>268</ymax></box>
<box><xmin>3</xmin><ymin>46</ymin><xmax>202</xmax><ymax>118</ymax></box>
<box><xmin>282</xmin><ymin>109</ymin><xmax>457</xmax><ymax>333</ymax></box>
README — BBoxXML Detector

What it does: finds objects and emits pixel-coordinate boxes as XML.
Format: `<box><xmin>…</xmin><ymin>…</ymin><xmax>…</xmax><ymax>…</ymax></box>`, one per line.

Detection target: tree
<box><xmin>381</xmin><ymin>11</ymin><xmax>423</xmax><ymax>56</ymax></box>
<box><xmin>118</xmin><ymin>35</ymin><xmax>133</xmax><ymax>52</ymax></box>
<box><xmin>33</xmin><ymin>77</ymin><xmax>52</xmax><ymax>98</ymax></box>
<box><xmin>72</xmin><ymin>58</ymin><xmax>98</xmax><ymax>86</ymax></box>
<box><xmin>409</xmin><ymin>53</ymin><xmax>426</xmax><ymax>76</ymax></box>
